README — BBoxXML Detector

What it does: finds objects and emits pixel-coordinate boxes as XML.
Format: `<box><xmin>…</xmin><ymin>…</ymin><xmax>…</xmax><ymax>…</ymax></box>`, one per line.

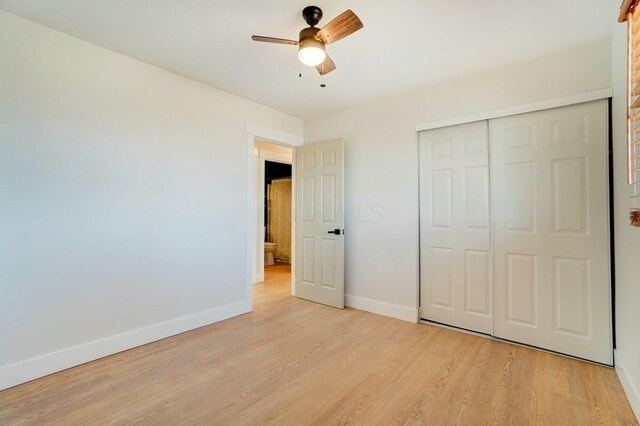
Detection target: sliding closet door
<box><xmin>419</xmin><ymin>121</ymin><xmax>492</xmax><ymax>334</ymax></box>
<box><xmin>491</xmin><ymin>100</ymin><xmax>612</xmax><ymax>364</ymax></box>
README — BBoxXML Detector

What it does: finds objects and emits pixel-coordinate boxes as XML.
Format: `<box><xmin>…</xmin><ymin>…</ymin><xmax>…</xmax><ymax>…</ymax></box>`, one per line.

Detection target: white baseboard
<box><xmin>0</xmin><ymin>299</ymin><xmax>251</xmax><ymax>391</ymax></box>
<box><xmin>615</xmin><ymin>350</ymin><xmax>640</xmax><ymax>422</ymax></box>
<box><xmin>345</xmin><ymin>294</ymin><xmax>418</xmax><ymax>323</ymax></box>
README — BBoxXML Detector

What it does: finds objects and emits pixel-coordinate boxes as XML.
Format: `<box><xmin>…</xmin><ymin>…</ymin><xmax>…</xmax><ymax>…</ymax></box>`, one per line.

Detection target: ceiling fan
<box><xmin>251</xmin><ymin>6</ymin><xmax>363</xmax><ymax>76</ymax></box>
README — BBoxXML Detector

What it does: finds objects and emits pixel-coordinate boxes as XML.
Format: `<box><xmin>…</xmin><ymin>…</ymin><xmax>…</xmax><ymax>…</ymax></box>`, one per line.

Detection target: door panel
<box><xmin>465</xmin><ymin>249</ymin><xmax>491</xmax><ymax>316</ymax></box>
<box><xmin>295</xmin><ymin>140</ymin><xmax>344</xmax><ymax>308</ymax></box>
<box><xmin>419</xmin><ymin>120</ymin><xmax>492</xmax><ymax>333</ymax></box>
<box><xmin>491</xmin><ymin>100</ymin><xmax>612</xmax><ymax>364</ymax></box>
<box><xmin>505</xmin><ymin>253</ymin><xmax>537</xmax><ymax>326</ymax></box>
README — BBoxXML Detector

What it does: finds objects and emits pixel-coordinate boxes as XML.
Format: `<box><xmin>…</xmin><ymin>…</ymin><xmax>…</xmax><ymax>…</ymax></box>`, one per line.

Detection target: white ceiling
<box><xmin>0</xmin><ymin>0</ymin><xmax>618</xmax><ymax>119</ymax></box>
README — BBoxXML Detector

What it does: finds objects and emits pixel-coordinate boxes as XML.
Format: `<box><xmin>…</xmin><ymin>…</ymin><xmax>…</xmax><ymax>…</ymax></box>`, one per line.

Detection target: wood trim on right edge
<box><xmin>620</xmin><ymin>0</ymin><xmax>636</xmax><ymax>22</ymax></box>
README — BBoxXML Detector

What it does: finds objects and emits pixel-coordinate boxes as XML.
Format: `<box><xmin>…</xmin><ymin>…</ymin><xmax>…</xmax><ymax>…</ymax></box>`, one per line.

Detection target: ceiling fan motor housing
<box><xmin>299</xmin><ymin>26</ymin><xmax>321</xmax><ymax>43</ymax></box>
<box><xmin>298</xmin><ymin>27</ymin><xmax>325</xmax><ymax>66</ymax></box>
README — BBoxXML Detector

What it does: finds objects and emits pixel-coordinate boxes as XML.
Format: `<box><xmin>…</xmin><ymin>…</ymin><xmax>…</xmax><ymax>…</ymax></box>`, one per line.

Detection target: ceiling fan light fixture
<box><xmin>252</xmin><ymin>7</ymin><xmax>363</xmax><ymax>76</ymax></box>
<box><xmin>298</xmin><ymin>38</ymin><xmax>326</xmax><ymax>67</ymax></box>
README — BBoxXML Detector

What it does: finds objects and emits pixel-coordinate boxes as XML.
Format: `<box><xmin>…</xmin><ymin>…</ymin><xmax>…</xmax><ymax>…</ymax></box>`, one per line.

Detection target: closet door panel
<box><xmin>491</xmin><ymin>100</ymin><xmax>612</xmax><ymax>364</ymax></box>
<box><xmin>419</xmin><ymin>121</ymin><xmax>491</xmax><ymax>333</ymax></box>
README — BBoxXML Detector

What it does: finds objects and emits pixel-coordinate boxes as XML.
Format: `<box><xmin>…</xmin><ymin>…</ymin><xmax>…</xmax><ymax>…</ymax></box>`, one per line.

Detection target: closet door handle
<box><xmin>327</xmin><ymin>229</ymin><xmax>341</xmax><ymax>235</ymax></box>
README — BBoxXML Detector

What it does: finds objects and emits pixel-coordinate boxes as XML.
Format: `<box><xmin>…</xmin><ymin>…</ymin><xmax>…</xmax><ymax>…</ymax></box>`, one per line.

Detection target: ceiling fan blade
<box><xmin>317</xmin><ymin>10</ymin><xmax>363</xmax><ymax>45</ymax></box>
<box><xmin>316</xmin><ymin>54</ymin><xmax>336</xmax><ymax>76</ymax></box>
<box><xmin>251</xmin><ymin>35</ymin><xmax>298</xmax><ymax>46</ymax></box>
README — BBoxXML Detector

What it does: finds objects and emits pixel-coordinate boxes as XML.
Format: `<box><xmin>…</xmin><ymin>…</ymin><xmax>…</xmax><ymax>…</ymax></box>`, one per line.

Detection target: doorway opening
<box><xmin>253</xmin><ymin>140</ymin><xmax>293</xmax><ymax>294</ymax></box>
<box><xmin>264</xmin><ymin>160</ymin><xmax>292</xmax><ymax>283</ymax></box>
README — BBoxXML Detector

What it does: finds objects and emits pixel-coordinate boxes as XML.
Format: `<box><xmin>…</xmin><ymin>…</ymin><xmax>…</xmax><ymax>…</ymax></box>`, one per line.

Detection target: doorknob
<box><xmin>327</xmin><ymin>229</ymin><xmax>342</xmax><ymax>235</ymax></box>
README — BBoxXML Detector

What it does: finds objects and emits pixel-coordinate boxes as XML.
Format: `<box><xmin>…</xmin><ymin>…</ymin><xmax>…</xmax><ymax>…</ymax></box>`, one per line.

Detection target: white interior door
<box><xmin>295</xmin><ymin>139</ymin><xmax>344</xmax><ymax>308</ymax></box>
<box><xmin>419</xmin><ymin>121</ymin><xmax>492</xmax><ymax>333</ymax></box>
<box><xmin>491</xmin><ymin>100</ymin><xmax>612</xmax><ymax>364</ymax></box>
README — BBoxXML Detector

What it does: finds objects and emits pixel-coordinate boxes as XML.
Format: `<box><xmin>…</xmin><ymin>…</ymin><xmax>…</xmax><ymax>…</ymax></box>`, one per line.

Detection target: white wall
<box><xmin>611</xmin><ymin>19</ymin><xmax>640</xmax><ymax>419</ymax></box>
<box><xmin>0</xmin><ymin>10</ymin><xmax>302</xmax><ymax>390</ymax></box>
<box><xmin>304</xmin><ymin>39</ymin><xmax>612</xmax><ymax>321</ymax></box>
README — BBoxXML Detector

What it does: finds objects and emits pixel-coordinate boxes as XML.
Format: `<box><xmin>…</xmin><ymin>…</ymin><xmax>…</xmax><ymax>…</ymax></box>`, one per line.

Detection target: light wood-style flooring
<box><xmin>0</xmin><ymin>262</ymin><xmax>637</xmax><ymax>425</ymax></box>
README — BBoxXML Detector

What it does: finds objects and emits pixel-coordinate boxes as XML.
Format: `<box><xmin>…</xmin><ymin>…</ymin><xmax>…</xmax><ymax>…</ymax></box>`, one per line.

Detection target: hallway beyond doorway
<box><xmin>258</xmin><ymin>262</ymin><xmax>291</xmax><ymax>296</ymax></box>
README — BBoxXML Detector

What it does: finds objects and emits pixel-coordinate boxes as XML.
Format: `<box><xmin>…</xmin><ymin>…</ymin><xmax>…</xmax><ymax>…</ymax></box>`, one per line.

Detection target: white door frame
<box><xmin>246</xmin><ymin>123</ymin><xmax>303</xmax><ymax>307</ymax></box>
<box><xmin>415</xmin><ymin>89</ymin><xmax>612</xmax><ymax>132</ymax></box>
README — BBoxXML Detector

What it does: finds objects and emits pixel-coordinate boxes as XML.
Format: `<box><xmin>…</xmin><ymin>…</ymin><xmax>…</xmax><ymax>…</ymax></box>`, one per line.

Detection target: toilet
<box><xmin>264</xmin><ymin>242</ymin><xmax>277</xmax><ymax>266</ymax></box>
